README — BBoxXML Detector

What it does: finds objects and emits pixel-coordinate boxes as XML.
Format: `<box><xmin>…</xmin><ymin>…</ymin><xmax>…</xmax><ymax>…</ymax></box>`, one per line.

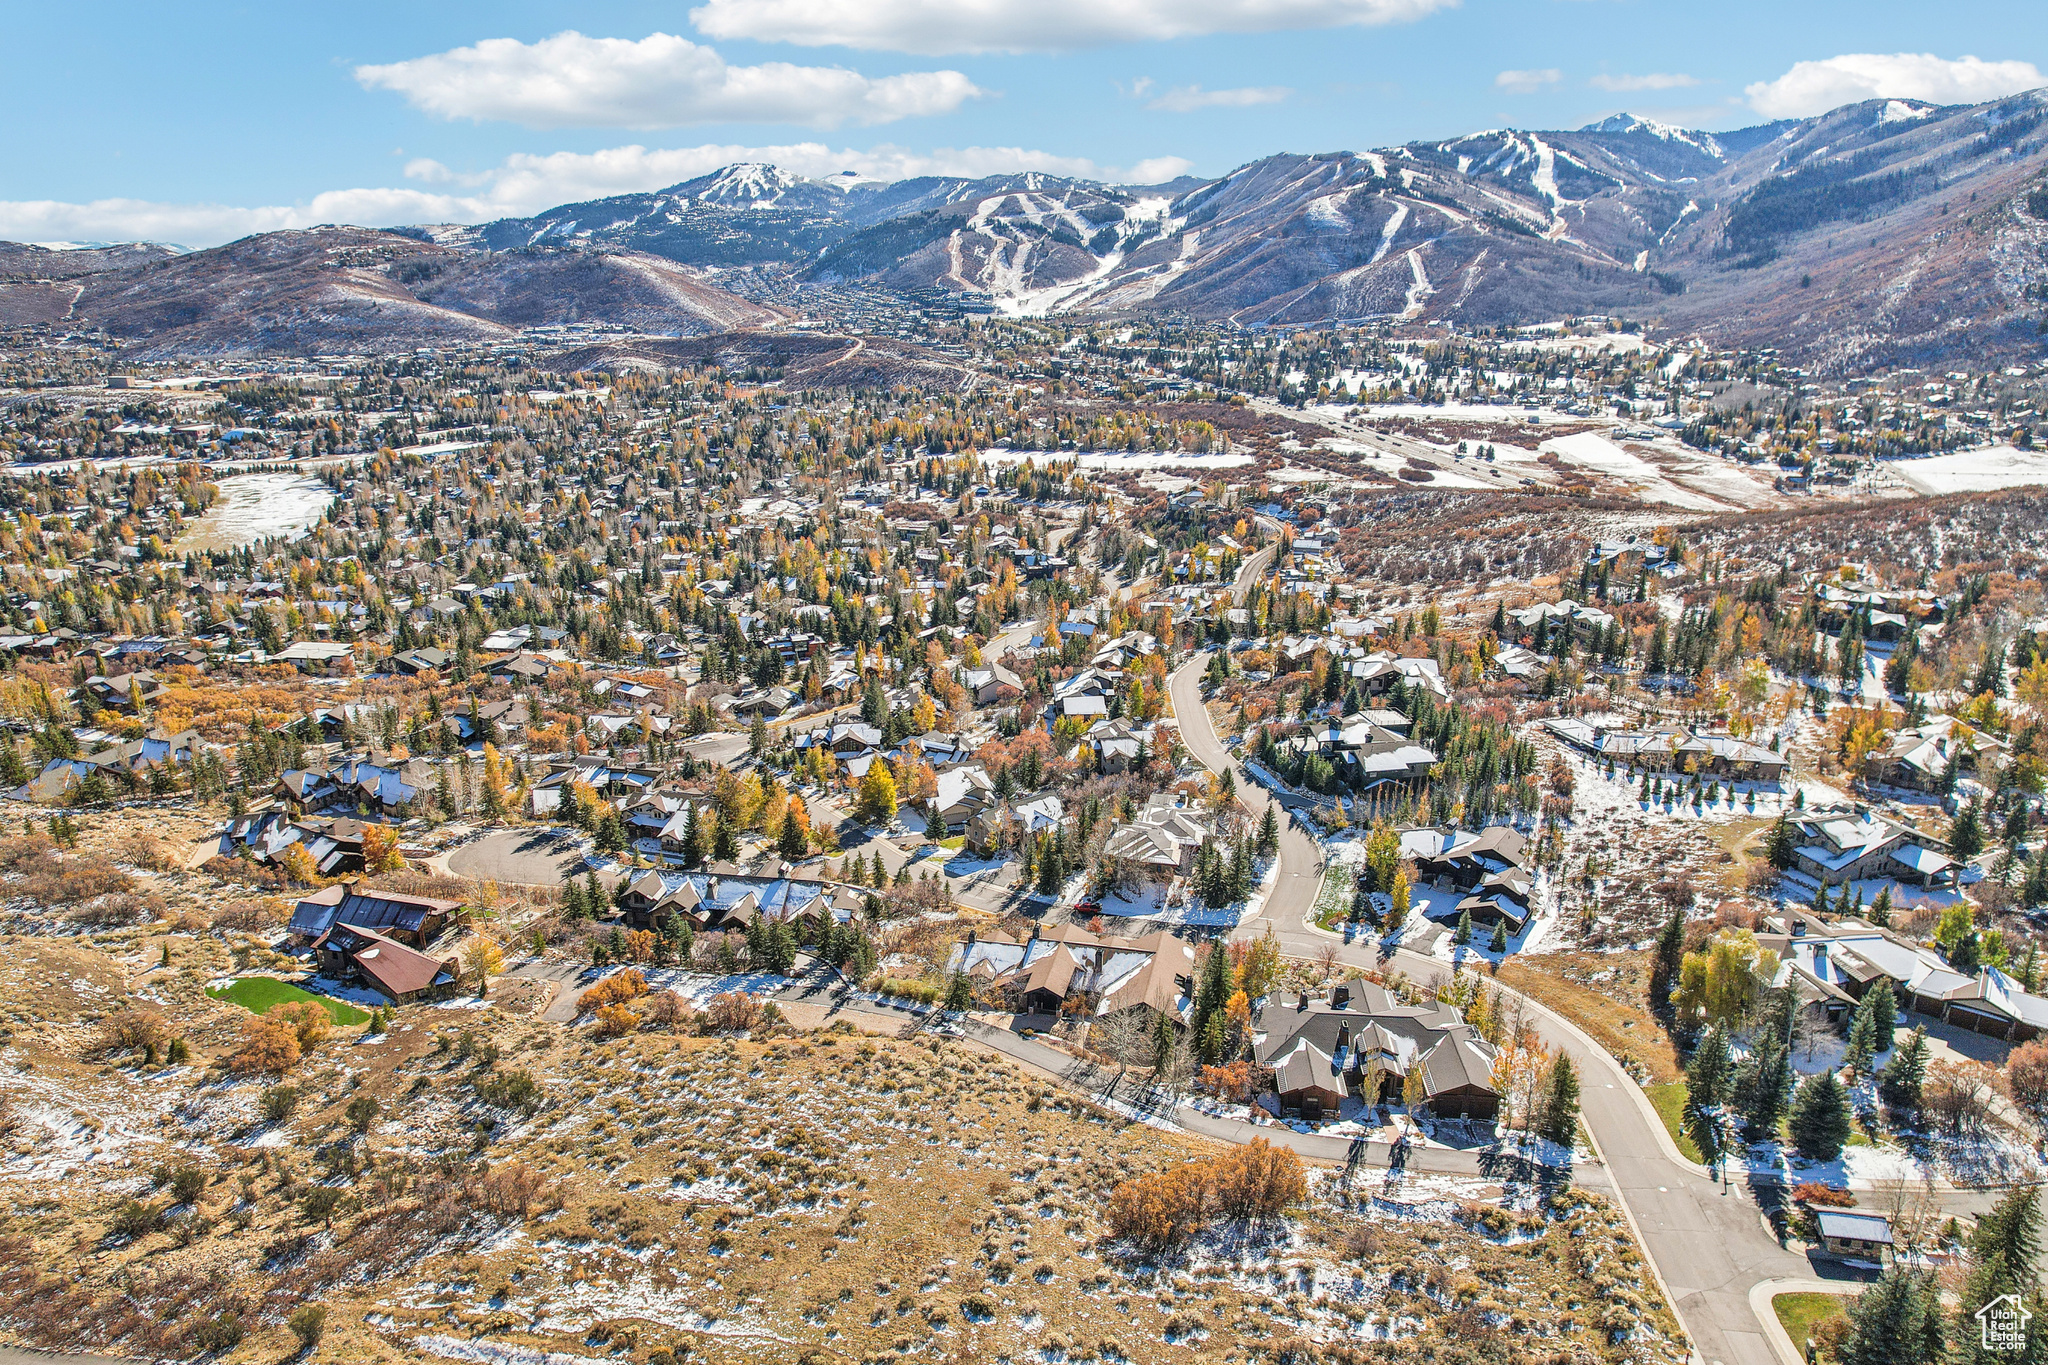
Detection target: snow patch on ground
<box><xmin>1883</xmin><ymin>446</ymin><xmax>2048</xmax><ymax>495</ymax></box>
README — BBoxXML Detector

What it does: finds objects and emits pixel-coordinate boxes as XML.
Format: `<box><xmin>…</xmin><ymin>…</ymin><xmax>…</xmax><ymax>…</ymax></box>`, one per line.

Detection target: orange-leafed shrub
<box><xmin>1208</xmin><ymin>1138</ymin><xmax>1307</xmax><ymax>1221</ymax></box>
<box><xmin>1104</xmin><ymin>1139</ymin><xmax>1306</xmax><ymax>1249</ymax></box>
<box><xmin>1196</xmin><ymin>1061</ymin><xmax>1258</xmax><ymax>1103</ymax></box>
<box><xmin>593</xmin><ymin>1003</ymin><xmax>638</xmax><ymax>1038</ymax></box>
<box><xmin>230</xmin><ymin>1017</ymin><xmax>301</xmax><ymax>1075</ymax></box>
<box><xmin>577</xmin><ymin>968</ymin><xmax>648</xmax><ymax>1015</ymax></box>
<box><xmin>1105</xmin><ymin>1163</ymin><xmax>1211</xmax><ymax>1251</ymax></box>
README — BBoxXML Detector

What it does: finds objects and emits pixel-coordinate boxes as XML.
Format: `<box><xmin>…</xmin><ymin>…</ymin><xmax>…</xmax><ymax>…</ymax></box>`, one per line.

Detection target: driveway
<box><xmin>447</xmin><ymin>827</ymin><xmax>590</xmax><ymax>887</ymax></box>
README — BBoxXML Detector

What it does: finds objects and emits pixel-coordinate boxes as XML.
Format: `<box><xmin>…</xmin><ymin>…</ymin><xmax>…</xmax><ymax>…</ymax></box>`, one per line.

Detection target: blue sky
<box><xmin>4</xmin><ymin>0</ymin><xmax>2043</xmax><ymax>245</ymax></box>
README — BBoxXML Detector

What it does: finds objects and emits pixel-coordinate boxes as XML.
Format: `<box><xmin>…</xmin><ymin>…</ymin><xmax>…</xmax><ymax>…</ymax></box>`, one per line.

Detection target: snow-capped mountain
<box><xmin>4</xmin><ymin>90</ymin><xmax>2044</xmax><ymax>370</ymax></box>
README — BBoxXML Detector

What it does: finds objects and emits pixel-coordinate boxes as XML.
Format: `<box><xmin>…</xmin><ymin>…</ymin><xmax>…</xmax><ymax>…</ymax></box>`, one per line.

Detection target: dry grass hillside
<box><xmin>0</xmin><ymin>891</ymin><xmax>1686</xmax><ymax>1365</ymax></box>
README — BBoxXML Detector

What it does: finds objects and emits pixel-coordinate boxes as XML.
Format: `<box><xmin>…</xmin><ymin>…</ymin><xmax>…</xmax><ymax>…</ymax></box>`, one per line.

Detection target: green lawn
<box><xmin>1646</xmin><ymin>1081</ymin><xmax>1705</xmax><ymax>1164</ymax></box>
<box><xmin>1773</xmin><ymin>1291</ymin><xmax>1850</xmax><ymax>1357</ymax></box>
<box><xmin>937</xmin><ymin>835</ymin><xmax>966</xmax><ymax>852</ymax></box>
<box><xmin>207</xmin><ymin>976</ymin><xmax>369</xmax><ymax>1026</ymax></box>
<box><xmin>1309</xmin><ymin>863</ymin><xmax>1355</xmax><ymax>931</ymax></box>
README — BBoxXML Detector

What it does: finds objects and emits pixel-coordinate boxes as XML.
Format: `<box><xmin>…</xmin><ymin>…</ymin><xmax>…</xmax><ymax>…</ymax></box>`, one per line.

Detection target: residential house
<box><xmin>1255</xmin><ymin>982</ymin><xmax>1501</xmax><ymax>1122</ymax></box>
<box><xmin>288</xmin><ymin>882</ymin><xmax>460</xmax><ymax>949</ymax></box>
<box><xmin>1101</xmin><ymin>792</ymin><xmax>1217</xmax><ymax>879</ymax></box>
<box><xmin>1545</xmin><ymin>718</ymin><xmax>1790</xmax><ymax>783</ymax></box>
<box><xmin>1405</xmin><ymin>826</ymin><xmax>1536</xmax><ymax>934</ymax></box>
<box><xmin>312</xmin><ymin>923</ymin><xmax>461</xmax><ymax>1004</ymax></box>
<box><xmin>1783</xmin><ymin>811</ymin><xmax>1958</xmax><ymax>890</ymax></box>
<box><xmin>951</xmin><ymin>924</ymin><xmax>1194</xmax><ymax>1025</ymax></box>
<box><xmin>1762</xmin><ymin>911</ymin><xmax>2048</xmax><ymax>1042</ymax></box>
<box><xmin>1862</xmin><ymin>715</ymin><xmax>2009</xmax><ymax>793</ymax></box>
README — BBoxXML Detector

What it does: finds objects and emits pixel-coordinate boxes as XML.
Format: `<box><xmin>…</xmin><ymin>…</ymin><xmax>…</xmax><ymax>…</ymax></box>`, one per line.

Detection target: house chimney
<box><xmin>1333</xmin><ymin>984</ymin><xmax>1352</xmax><ymax>1010</ymax></box>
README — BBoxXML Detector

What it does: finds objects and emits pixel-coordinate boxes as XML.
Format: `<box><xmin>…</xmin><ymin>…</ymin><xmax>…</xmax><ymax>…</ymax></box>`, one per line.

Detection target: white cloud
<box><xmin>0</xmin><ymin>143</ymin><xmax>1196</xmax><ymax>248</ymax></box>
<box><xmin>1146</xmin><ymin>85</ymin><xmax>1290</xmax><ymax>113</ymax></box>
<box><xmin>1744</xmin><ymin>53</ymin><xmax>2045</xmax><ymax>119</ymax></box>
<box><xmin>355</xmin><ymin>30</ymin><xmax>982</xmax><ymax>129</ymax></box>
<box><xmin>1494</xmin><ymin>68</ymin><xmax>1562</xmax><ymax>95</ymax></box>
<box><xmin>688</xmin><ymin>0</ymin><xmax>1456</xmax><ymax>56</ymax></box>
<box><xmin>1588</xmin><ymin>72</ymin><xmax>1699</xmax><ymax>93</ymax></box>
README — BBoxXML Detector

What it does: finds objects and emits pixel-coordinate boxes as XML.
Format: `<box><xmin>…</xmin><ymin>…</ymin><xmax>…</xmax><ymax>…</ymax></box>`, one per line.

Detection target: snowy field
<box><xmin>1882</xmin><ymin>446</ymin><xmax>2048</xmax><ymax>495</ymax></box>
<box><xmin>179</xmin><ymin>471</ymin><xmax>335</xmax><ymax>549</ymax></box>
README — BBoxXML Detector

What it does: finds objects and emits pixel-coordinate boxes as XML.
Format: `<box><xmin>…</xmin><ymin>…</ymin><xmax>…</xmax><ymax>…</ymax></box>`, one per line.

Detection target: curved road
<box><xmin>1168</xmin><ymin>650</ymin><xmax>1824</xmax><ymax>1365</ymax></box>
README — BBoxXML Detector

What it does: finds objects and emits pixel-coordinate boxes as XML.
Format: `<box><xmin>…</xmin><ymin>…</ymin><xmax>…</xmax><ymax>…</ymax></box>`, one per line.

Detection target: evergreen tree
<box><xmin>561</xmin><ymin>878</ymin><xmax>587</xmax><ymax>921</ymax></box>
<box><xmin>1955</xmin><ymin>1185</ymin><xmax>2048</xmax><ymax>1365</ymax></box>
<box><xmin>1764</xmin><ymin>814</ymin><xmax>1797</xmax><ymax>870</ymax></box>
<box><xmin>1682</xmin><ymin>1098</ymin><xmax>1724</xmax><ymax>1171</ymax></box>
<box><xmin>713</xmin><ymin>812</ymin><xmax>740</xmax><ymax>863</ymax></box>
<box><xmin>945</xmin><ymin>970</ymin><xmax>973</xmax><ymax>1012</ymax></box>
<box><xmin>1192</xmin><ymin>942</ymin><xmax>1232</xmax><ymax>1040</ymax></box>
<box><xmin>1536</xmin><ymin>1056</ymin><xmax>1579</xmax><ymax>1146</ymax></box>
<box><xmin>1151</xmin><ymin>1009</ymin><xmax>1176</xmax><ymax>1074</ymax></box>
<box><xmin>1879</xmin><ymin>1026</ymin><xmax>1930</xmax><ymax>1113</ymax></box>
<box><xmin>778</xmin><ymin>807</ymin><xmax>811</xmax><ymax>860</ymax></box>
<box><xmin>1867</xmin><ymin>980</ymin><xmax>1897</xmax><ymax>1052</ymax></box>
<box><xmin>1838</xmin><ymin>1270</ymin><xmax>1946</xmax><ymax>1365</ymax></box>
<box><xmin>1844</xmin><ymin>998</ymin><xmax>1878</xmax><ymax>1079</ymax></box>
<box><xmin>1453</xmin><ymin>905</ymin><xmax>1473</xmax><ymax>946</ymax></box>
<box><xmin>1489</xmin><ymin>917</ymin><xmax>1508</xmax><ymax>953</ymax></box>
<box><xmin>1256</xmin><ymin>804</ymin><xmax>1280</xmax><ymax>860</ymax></box>
<box><xmin>1733</xmin><ymin>1035</ymin><xmax>1791</xmax><ymax>1138</ymax></box>
<box><xmin>1686</xmin><ymin>1026</ymin><xmax>1733</xmax><ymax>1111</ymax></box>
<box><xmin>1789</xmin><ymin>1070</ymin><xmax>1851</xmax><ymax>1161</ymax></box>
<box><xmin>1952</xmin><ymin>801</ymin><xmax>1988</xmax><ymax>863</ymax></box>
<box><xmin>1651</xmin><ymin>907</ymin><xmax>1686</xmax><ymax>1005</ymax></box>
<box><xmin>682</xmin><ymin>804</ymin><xmax>707</xmax><ymax>868</ymax></box>
<box><xmin>1870</xmin><ymin>885</ymin><xmax>1894</xmax><ymax>926</ymax></box>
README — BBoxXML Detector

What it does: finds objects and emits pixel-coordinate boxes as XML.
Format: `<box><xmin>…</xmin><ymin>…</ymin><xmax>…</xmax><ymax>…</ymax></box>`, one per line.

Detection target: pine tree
<box><xmin>1867</xmin><ymin>980</ymin><xmax>1896</xmax><ymax>1052</ymax></box>
<box><xmin>1764</xmin><ymin>815</ymin><xmax>1797</xmax><ymax>870</ymax></box>
<box><xmin>1844</xmin><ymin>997</ymin><xmax>1878</xmax><ymax>1079</ymax></box>
<box><xmin>1952</xmin><ymin>801</ymin><xmax>1988</xmax><ymax>863</ymax></box>
<box><xmin>1489</xmin><ymin>917</ymin><xmax>1508</xmax><ymax>953</ymax></box>
<box><xmin>682</xmin><ymin>804</ymin><xmax>706</xmax><ymax>868</ymax></box>
<box><xmin>1151</xmin><ymin>1009</ymin><xmax>1176</xmax><ymax>1074</ymax></box>
<box><xmin>1453</xmin><ymin>905</ymin><xmax>1473</xmax><ymax>946</ymax></box>
<box><xmin>1256</xmin><ymin>804</ymin><xmax>1280</xmax><ymax>859</ymax></box>
<box><xmin>1193</xmin><ymin>942</ymin><xmax>1232</xmax><ymax>1039</ymax></box>
<box><xmin>1651</xmin><ymin>907</ymin><xmax>1686</xmax><ymax>1005</ymax></box>
<box><xmin>1733</xmin><ymin>1035</ymin><xmax>1791</xmax><ymax>1138</ymax></box>
<box><xmin>1683</xmin><ymin>1098</ymin><xmax>1724</xmax><ymax>1170</ymax></box>
<box><xmin>1536</xmin><ymin>1056</ymin><xmax>1579</xmax><ymax>1146</ymax></box>
<box><xmin>1686</xmin><ymin>1026</ymin><xmax>1733</xmax><ymax>1110</ymax></box>
<box><xmin>1870</xmin><ymin>885</ymin><xmax>1894</xmax><ymax>926</ymax></box>
<box><xmin>1789</xmin><ymin>1070</ymin><xmax>1851</xmax><ymax>1161</ymax></box>
<box><xmin>1838</xmin><ymin>1269</ymin><xmax>1946</xmax><ymax>1365</ymax></box>
<box><xmin>1879</xmin><ymin>1026</ymin><xmax>1929</xmax><ymax>1112</ymax></box>
<box><xmin>561</xmin><ymin>878</ymin><xmax>587</xmax><ymax>920</ymax></box>
<box><xmin>1956</xmin><ymin>1185</ymin><xmax>2047</xmax><ymax>1365</ymax></box>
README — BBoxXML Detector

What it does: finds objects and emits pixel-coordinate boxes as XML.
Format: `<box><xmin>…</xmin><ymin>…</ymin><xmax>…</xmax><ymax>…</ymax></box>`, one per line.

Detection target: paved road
<box><xmin>1169</xmin><ymin>649</ymin><xmax>1847</xmax><ymax>1365</ymax></box>
<box><xmin>447</xmin><ymin>826</ymin><xmax>590</xmax><ymax>886</ymax></box>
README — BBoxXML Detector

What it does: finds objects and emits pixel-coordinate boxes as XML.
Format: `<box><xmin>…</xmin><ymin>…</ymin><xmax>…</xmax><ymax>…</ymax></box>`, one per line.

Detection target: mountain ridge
<box><xmin>4</xmin><ymin>91</ymin><xmax>2046</xmax><ymax>370</ymax></box>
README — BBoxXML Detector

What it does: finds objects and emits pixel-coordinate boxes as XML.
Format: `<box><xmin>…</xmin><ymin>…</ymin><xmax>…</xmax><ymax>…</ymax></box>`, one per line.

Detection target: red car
<box><xmin>1072</xmin><ymin>901</ymin><xmax>1102</xmax><ymax>915</ymax></box>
